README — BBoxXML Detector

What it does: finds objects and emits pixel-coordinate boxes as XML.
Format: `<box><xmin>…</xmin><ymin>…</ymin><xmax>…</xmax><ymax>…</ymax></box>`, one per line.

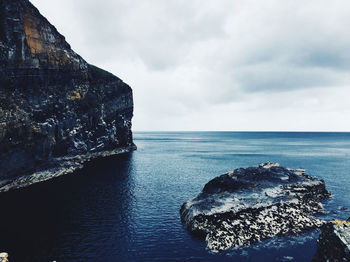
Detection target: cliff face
<box><xmin>0</xmin><ymin>0</ymin><xmax>135</xmax><ymax>192</ymax></box>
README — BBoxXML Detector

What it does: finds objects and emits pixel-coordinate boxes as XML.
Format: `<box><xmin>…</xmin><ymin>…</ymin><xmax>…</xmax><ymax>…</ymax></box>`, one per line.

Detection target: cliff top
<box><xmin>0</xmin><ymin>0</ymin><xmax>87</xmax><ymax>70</ymax></box>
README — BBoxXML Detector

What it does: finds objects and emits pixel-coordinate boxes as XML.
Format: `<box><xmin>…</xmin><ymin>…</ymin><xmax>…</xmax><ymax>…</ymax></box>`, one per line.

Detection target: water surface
<box><xmin>0</xmin><ymin>132</ymin><xmax>349</xmax><ymax>261</ymax></box>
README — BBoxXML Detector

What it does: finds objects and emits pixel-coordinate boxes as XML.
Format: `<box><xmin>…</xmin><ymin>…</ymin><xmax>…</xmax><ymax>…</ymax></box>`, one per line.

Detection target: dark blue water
<box><xmin>0</xmin><ymin>132</ymin><xmax>350</xmax><ymax>261</ymax></box>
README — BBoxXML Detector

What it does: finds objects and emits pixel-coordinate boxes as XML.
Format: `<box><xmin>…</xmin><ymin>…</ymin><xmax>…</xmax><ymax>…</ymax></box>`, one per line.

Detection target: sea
<box><xmin>0</xmin><ymin>132</ymin><xmax>349</xmax><ymax>262</ymax></box>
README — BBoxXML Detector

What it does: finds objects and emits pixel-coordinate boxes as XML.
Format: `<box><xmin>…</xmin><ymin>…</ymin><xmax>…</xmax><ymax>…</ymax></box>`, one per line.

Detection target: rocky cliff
<box><xmin>0</xmin><ymin>0</ymin><xmax>135</xmax><ymax>192</ymax></box>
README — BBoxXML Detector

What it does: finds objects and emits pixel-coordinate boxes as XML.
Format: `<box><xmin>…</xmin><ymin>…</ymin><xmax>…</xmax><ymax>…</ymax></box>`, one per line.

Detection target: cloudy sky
<box><xmin>31</xmin><ymin>0</ymin><xmax>350</xmax><ymax>131</ymax></box>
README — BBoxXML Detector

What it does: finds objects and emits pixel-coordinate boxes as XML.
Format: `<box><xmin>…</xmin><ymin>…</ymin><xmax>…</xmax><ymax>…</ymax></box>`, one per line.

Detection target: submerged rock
<box><xmin>312</xmin><ymin>219</ymin><xmax>350</xmax><ymax>262</ymax></box>
<box><xmin>180</xmin><ymin>162</ymin><xmax>331</xmax><ymax>252</ymax></box>
<box><xmin>0</xmin><ymin>0</ymin><xmax>135</xmax><ymax>192</ymax></box>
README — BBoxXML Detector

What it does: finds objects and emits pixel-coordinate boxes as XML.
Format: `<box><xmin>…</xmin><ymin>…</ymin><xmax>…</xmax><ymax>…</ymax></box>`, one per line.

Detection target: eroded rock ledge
<box><xmin>0</xmin><ymin>144</ymin><xmax>136</xmax><ymax>193</ymax></box>
<box><xmin>180</xmin><ymin>162</ymin><xmax>331</xmax><ymax>252</ymax></box>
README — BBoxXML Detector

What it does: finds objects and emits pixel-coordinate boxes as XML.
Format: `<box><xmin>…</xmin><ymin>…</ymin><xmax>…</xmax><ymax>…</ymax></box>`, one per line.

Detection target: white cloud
<box><xmin>31</xmin><ymin>0</ymin><xmax>350</xmax><ymax>131</ymax></box>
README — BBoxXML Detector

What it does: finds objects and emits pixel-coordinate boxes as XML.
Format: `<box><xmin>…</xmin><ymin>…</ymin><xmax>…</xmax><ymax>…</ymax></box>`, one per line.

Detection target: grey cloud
<box><xmin>240</xmin><ymin>41</ymin><xmax>350</xmax><ymax>71</ymax></box>
<box><xmin>68</xmin><ymin>0</ymin><xmax>228</xmax><ymax>70</ymax></box>
<box><xmin>235</xmin><ymin>65</ymin><xmax>338</xmax><ymax>93</ymax></box>
<box><xmin>295</xmin><ymin>48</ymin><xmax>350</xmax><ymax>70</ymax></box>
<box><xmin>30</xmin><ymin>0</ymin><xmax>350</xmax><ymax>131</ymax></box>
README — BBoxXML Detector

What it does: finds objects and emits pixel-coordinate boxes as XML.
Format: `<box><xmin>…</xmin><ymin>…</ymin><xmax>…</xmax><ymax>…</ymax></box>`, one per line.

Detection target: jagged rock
<box><xmin>180</xmin><ymin>162</ymin><xmax>331</xmax><ymax>252</ymax></box>
<box><xmin>0</xmin><ymin>253</ymin><xmax>8</xmax><ymax>262</ymax></box>
<box><xmin>312</xmin><ymin>219</ymin><xmax>350</xmax><ymax>262</ymax></box>
<box><xmin>0</xmin><ymin>0</ymin><xmax>135</xmax><ymax>192</ymax></box>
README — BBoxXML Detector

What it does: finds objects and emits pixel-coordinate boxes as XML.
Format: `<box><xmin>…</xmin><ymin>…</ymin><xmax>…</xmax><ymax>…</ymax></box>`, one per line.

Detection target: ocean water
<box><xmin>0</xmin><ymin>132</ymin><xmax>350</xmax><ymax>261</ymax></box>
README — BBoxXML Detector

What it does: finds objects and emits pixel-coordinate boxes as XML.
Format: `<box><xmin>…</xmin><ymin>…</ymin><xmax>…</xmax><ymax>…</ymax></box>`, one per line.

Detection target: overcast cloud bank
<box><xmin>32</xmin><ymin>0</ymin><xmax>350</xmax><ymax>131</ymax></box>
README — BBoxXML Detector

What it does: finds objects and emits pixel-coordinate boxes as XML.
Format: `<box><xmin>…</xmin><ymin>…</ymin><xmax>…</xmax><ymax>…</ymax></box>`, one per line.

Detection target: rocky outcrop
<box><xmin>312</xmin><ymin>219</ymin><xmax>350</xmax><ymax>262</ymax></box>
<box><xmin>0</xmin><ymin>253</ymin><xmax>8</xmax><ymax>262</ymax></box>
<box><xmin>0</xmin><ymin>0</ymin><xmax>135</xmax><ymax>192</ymax></box>
<box><xmin>180</xmin><ymin>162</ymin><xmax>331</xmax><ymax>252</ymax></box>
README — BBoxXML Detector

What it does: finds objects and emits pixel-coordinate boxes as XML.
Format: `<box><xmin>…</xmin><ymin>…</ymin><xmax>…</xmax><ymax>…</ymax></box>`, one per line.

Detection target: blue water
<box><xmin>0</xmin><ymin>132</ymin><xmax>350</xmax><ymax>261</ymax></box>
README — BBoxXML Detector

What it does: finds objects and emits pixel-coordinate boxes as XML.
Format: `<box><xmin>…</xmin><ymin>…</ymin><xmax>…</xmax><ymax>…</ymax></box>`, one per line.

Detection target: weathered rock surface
<box><xmin>0</xmin><ymin>0</ymin><xmax>135</xmax><ymax>192</ymax></box>
<box><xmin>312</xmin><ymin>219</ymin><xmax>350</xmax><ymax>262</ymax></box>
<box><xmin>180</xmin><ymin>162</ymin><xmax>331</xmax><ymax>252</ymax></box>
<box><xmin>0</xmin><ymin>252</ymin><xmax>8</xmax><ymax>262</ymax></box>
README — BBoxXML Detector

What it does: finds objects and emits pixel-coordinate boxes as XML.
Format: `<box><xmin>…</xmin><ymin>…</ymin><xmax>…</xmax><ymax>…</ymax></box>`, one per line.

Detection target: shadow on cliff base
<box><xmin>0</xmin><ymin>152</ymin><xmax>135</xmax><ymax>261</ymax></box>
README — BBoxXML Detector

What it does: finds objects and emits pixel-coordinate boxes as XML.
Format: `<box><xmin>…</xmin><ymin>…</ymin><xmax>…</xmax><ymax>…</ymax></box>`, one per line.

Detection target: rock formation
<box><xmin>0</xmin><ymin>0</ymin><xmax>135</xmax><ymax>192</ymax></box>
<box><xmin>180</xmin><ymin>162</ymin><xmax>331</xmax><ymax>252</ymax></box>
<box><xmin>0</xmin><ymin>253</ymin><xmax>8</xmax><ymax>262</ymax></box>
<box><xmin>312</xmin><ymin>218</ymin><xmax>350</xmax><ymax>262</ymax></box>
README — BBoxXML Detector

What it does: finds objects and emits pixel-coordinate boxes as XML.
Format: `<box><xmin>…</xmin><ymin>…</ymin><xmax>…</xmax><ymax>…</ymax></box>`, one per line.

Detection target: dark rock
<box><xmin>312</xmin><ymin>219</ymin><xmax>350</xmax><ymax>262</ymax></box>
<box><xmin>180</xmin><ymin>162</ymin><xmax>331</xmax><ymax>252</ymax></box>
<box><xmin>0</xmin><ymin>0</ymin><xmax>135</xmax><ymax>192</ymax></box>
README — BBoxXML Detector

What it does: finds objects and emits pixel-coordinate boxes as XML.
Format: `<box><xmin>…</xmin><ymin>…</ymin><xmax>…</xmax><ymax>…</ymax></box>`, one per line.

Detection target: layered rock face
<box><xmin>0</xmin><ymin>0</ymin><xmax>135</xmax><ymax>192</ymax></box>
<box><xmin>313</xmin><ymin>219</ymin><xmax>350</xmax><ymax>262</ymax></box>
<box><xmin>180</xmin><ymin>162</ymin><xmax>331</xmax><ymax>252</ymax></box>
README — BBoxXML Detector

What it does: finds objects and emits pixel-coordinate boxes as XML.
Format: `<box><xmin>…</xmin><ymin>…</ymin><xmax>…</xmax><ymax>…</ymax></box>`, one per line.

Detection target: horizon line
<box><xmin>132</xmin><ymin>130</ymin><xmax>350</xmax><ymax>133</ymax></box>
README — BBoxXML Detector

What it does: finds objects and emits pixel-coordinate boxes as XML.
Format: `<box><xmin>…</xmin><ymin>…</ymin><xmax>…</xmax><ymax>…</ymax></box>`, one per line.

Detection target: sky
<box><xmin>31</xmin><ymin>0</ymin><xmax>350</xmax><ymax>131</ymax></box>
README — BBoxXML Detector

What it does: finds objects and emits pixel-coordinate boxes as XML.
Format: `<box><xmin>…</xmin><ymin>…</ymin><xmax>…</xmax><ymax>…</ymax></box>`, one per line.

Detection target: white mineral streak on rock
<box><xmin>259</xmin><ymin>162</ymin><xmax>280</xmax><ymax>168</ymax></box>
<box><xmin>263</xmin><ymin>186</ymin><xmax>284</xmax><ymax>198</ymax></box>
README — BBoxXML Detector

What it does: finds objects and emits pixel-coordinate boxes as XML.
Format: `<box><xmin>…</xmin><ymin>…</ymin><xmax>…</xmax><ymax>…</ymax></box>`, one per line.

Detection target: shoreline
<box><xmin>0</xmin><ymin>144</ymin><xmax>137</xmax><ymax>193</ymax></box>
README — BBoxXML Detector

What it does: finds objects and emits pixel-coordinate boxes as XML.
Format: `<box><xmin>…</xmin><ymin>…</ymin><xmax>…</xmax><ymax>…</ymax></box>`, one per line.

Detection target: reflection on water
<box><xmin>0</xmin><ymin>154</ymin><xmax>135</xmax><ymax>261</ymax></box>
<box><xmin>0</xmin><ymin>132</ymin><xmax>349</xmax><ymax>261</ymax></box>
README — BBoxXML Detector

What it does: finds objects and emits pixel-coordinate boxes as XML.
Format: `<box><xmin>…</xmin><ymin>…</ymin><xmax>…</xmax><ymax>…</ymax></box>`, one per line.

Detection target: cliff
<box><xmin>0</xmin><ymin>0</ymin><xmax>135</xmax><ymax>192</ymax></box>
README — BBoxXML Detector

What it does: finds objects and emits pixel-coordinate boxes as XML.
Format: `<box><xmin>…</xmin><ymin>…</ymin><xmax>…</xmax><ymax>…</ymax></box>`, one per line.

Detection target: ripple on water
<box><xmin>0</xmin><ymin>132</ymin><xmax>349</xmax><ymax>261</ymax></box>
